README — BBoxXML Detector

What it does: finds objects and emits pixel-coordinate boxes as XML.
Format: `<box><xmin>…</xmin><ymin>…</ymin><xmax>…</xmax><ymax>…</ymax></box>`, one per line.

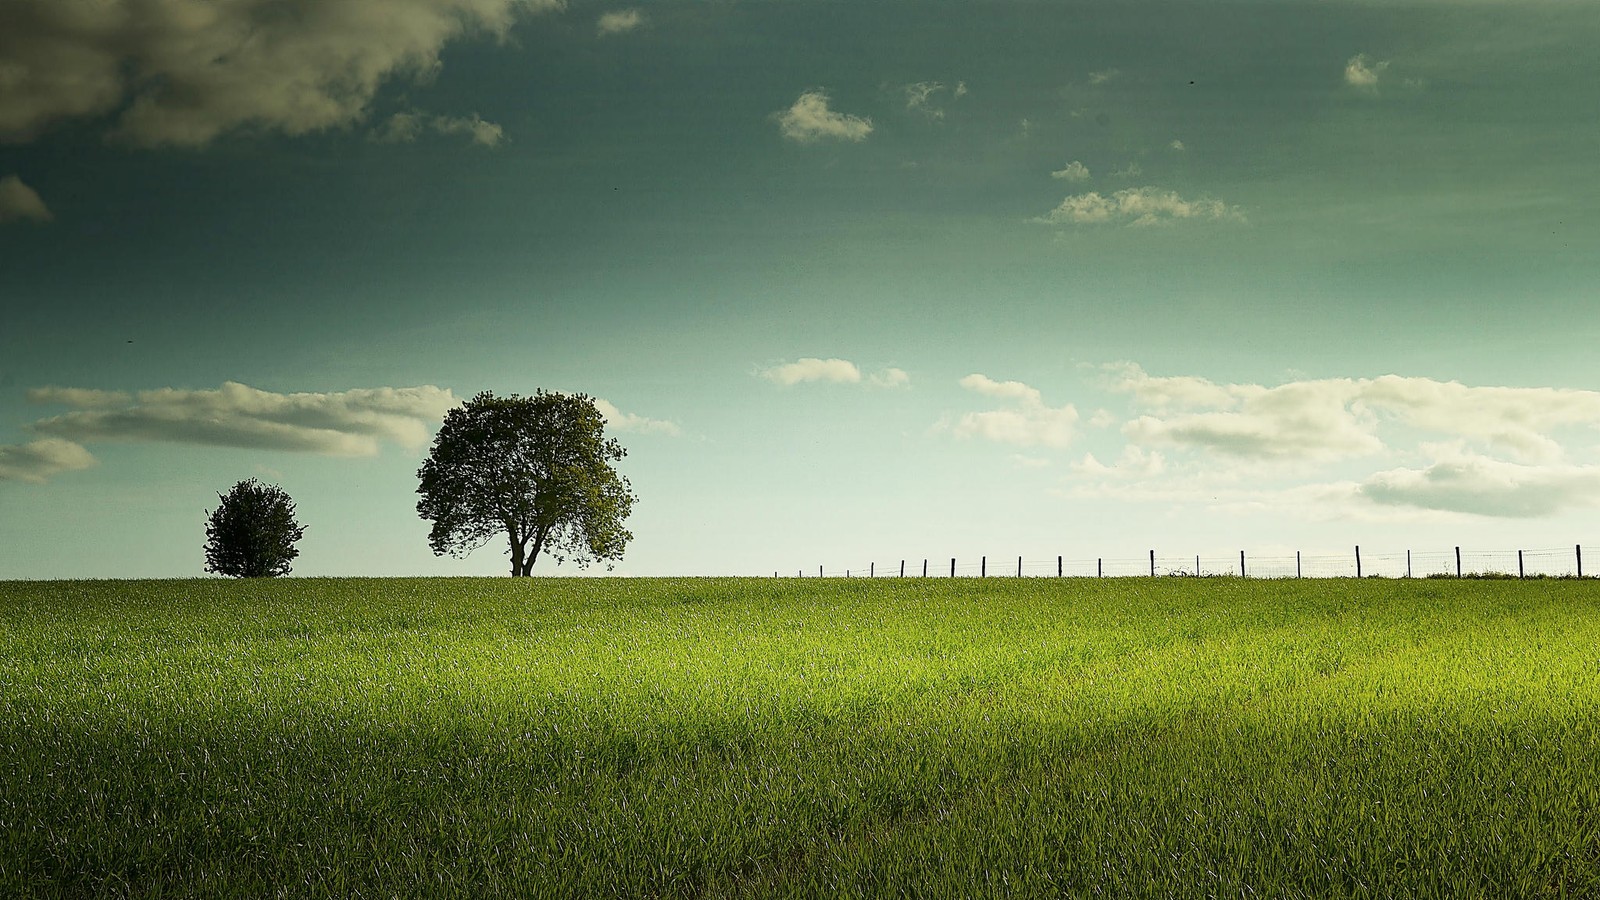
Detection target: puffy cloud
<box><xmin>1036</xmin><ymin>187</ymin><xmax>1243</xmax><ymax>227</ymax></box>
<box><xmin>775</xmin><ymin>90</ymin><xmax>872</xmax><ymax>143</ymax></box>
<box><xmin>592</xmin><ymin>398</ymin><xmax>680</xmax><ymax>436</ymax></box>
<box><xmin>1358</xmin><ymin>375</ymin><xmax>1600</xmax><ymax>462</ymax></box>
<box><xmin>1050</xmin><ymin>160</ymin><xmax>1090</xmax><ymax>182</ymax></box>
<box><xmin>1359</xmin><ymin>451</ymin><xmax>1600</xmax><ymax>518</ymax></box>
<box><xmin>597</xmin><ymin>9</ymin><xmax>643</xmax><ymax>36</ymax></box>
<box><xmin>959</xmin><ymin>374</ymin><xmax>1042</xmax><ymax>404</ymax></box>
<box><xmin>1071</xmin><ymin>445</ymin><xmax>1165</xmax><ymax>478</ymax></box>
<box><xmin>760</xmin><ymin>358</ymin><xmax>861</xmax><ymax>386</ymax></box>
<box><xmin>1344</xmin><ymin>53</ymin><xmax>1389</xmax><ymax>90</ymax></box>
<box><xmin>1123</xmin><ymin>397</ymin><xmax>1381</xmax><ymax>462</ymax></box>
<box><xmin>759</xmin><ymin>358</ymin><xmax>906</xmax><ymax>388</ymax></box>
<box><xmin>373</xmin><ymin>110</ymin><xmax>505</xmax><ymax>147</ymax></box>
<box><xmin>1088</xmin><ymin>69</ymin><xmax>1120</xmax><ymax>85</ymax></box>
<box><xmin>0</xmin><ymin>174</ymin><xmax>51</xmax><ymax>223</ymax></box>
<box><xmin>903</xmin><ymin>81</ymin><xmax>964</xmax><ymax>120</ymax></box>
<box><xmin>0</xmin><ymin>0</ymin><xmax>561</xmax><ymax>147</ymax></box>
<box><xmin>1074</xmin><ymin>364</ymin><xmax>1600</xmax><ymax>523</ymax></box>
<box><xmin>1169</xmin><ymin>139</ymin><xmax>1185</xmax><ymax>151</ymax></box>
<box><xmin>1103</xmin><ymin>363</ymin><xmax>1237</xmax><ymax>410</ymax></box>
<box><xmin>869</xmin><ymin>368</ymin><xmax>910</xmax><ymax>389</ymax></box>
<box><xmin>952</xmin><ymin>374</ymin><xmax>1078</xmax><ymax>449</ymax></box>
<box><xmin>1113</xmin><ymin>368</ymin><xmax>1381</xmax><ymax>463</ymax></box>
<box><xmin>28</xmin><ymin>382</ymin><xmax>459</xmax><ymax>456</ymax></box>
<box><xmin>0</xmin><ymin>438</ymin><xmax>96</xmax><ymax>483</ymax></box>
<box><xmin>1104</xmin><ymin>363</ymin><xmax>1600</xmax><ymax>466</ymax></box>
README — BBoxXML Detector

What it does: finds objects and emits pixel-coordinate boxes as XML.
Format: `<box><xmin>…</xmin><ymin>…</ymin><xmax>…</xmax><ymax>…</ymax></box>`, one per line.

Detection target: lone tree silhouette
<box><xmin>416</xmin><ymin>390</ymin><xmax>636</xmax><ymax>576</ymax></box>
<box><xmin>203</xmin><ymin>479</ymin><xmax>306</xmax><ymax>577</ymax></box>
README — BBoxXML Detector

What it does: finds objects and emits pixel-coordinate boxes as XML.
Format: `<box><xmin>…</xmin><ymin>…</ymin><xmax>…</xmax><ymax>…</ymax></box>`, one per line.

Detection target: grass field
<box><xmin>2</xmin><ymin>576</ymin><xmax>1598</xmax><ymax>898</ymax></box>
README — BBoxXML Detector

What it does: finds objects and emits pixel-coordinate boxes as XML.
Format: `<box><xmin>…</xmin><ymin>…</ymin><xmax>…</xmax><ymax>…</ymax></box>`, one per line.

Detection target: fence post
<box><xmin>870</xmin><ymin>562</ymin><xmax>874</xmax><ymax>578</ymax></box>
<box><xmin>1241</xmin><ymin>550</ymin><xmax>1246</xmax><ymax>578</ymax></box>
<box><xmin>1296</xmin><ymin>551</ymin><xmax>1301</xmax><ymax>579</ymax></box>
<box><xmin>900</xmin><ymin>560</ymin><xmax>905</xmax><ymax>578</ymax></box>
<box><xmin>1098</xmin><ymin>558</ymin><xmax>1103</xmax><ymax>578</ymax></box>
<box><xmin>1407</xmin><ymin>550</ymin><xmax>1412</xmax><ymax>579</ymax></box>
<box><xmin>1196</xmin><ymin>555</ymin><xmax>1200</xmax><ymax>577</ymax></box>
<box><xmin>950</xmin><ymin>557</ymin><xmax>956</xmax><ymax>578</ymax></box>
<box><xmin>1018</xmin><ymin>556</ymin><xmax>1023</xmax><ymax>578</ymax></box>
<box><xmin>819</xmin><ymin>565</ymin><xmax>823</xmax><ymax>578</ymax></box>
<box><xmin>1578</xmin><ymin>545</ymin><xmax>1584</xmax><ymax>578</ymax></box>
<box><xmin>1518</xmin><ymin>550</ymin><xmax>1524</xmax><ymax>579</ymax></box>
<box><xmin>981</xmin><ymin>556</ymin><xmax>986</xmax><ymax>578</ymax></box>
<box><xmin>923</xmin><ymin>558</ymin><xmax>928</xmax><ymax>577</ymax></box>
<box><xmin>1456</xmin><ymin>546</ymin><xmax>1462</xmax><ymax>578</ymax></box>
<box><xmin>1150</xmin><ymin>550</ymin><xmax>1156</xmax><ymax>577</ymax></box>
<box><xmin>1355</xmin><ymin>545</ymin><xmax>1362</xmax><ymax>578</ymax></box>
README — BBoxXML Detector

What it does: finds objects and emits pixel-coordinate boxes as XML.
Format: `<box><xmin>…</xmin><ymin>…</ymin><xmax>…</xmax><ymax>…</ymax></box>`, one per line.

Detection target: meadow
<box><xmin>2</xmin><ymin>576</ymin><xmax>1598</xmax><ymax>898</ymax></box>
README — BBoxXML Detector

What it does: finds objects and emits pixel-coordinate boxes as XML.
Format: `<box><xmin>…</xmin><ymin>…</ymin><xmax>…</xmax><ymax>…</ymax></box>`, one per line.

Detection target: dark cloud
<box><xmin>0</xmin><ymin>0</ymin><xmax>561</xmax><ymax>147</ymax></box>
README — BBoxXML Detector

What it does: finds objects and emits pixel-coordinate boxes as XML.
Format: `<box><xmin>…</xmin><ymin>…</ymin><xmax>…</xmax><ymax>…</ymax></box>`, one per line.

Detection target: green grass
<box><xmin>2</xmin><ymin>577</ymin><xmax>1599</xmax><ymax>898</ymax></box>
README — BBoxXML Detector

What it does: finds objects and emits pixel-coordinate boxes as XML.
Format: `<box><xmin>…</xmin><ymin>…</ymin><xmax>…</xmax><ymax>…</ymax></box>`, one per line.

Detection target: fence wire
<box><xmin>788</xmin><ymin>546</ymin><xmax>1595</xmax><ymax>579</ymax></box>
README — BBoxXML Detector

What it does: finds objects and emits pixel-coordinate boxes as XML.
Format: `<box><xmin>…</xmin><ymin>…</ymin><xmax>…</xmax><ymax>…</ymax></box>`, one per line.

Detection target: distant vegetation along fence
<box><xmin>783</xmin><ymin>545</ymin><xmax>1595</xmax><ymax>580</ymax></box>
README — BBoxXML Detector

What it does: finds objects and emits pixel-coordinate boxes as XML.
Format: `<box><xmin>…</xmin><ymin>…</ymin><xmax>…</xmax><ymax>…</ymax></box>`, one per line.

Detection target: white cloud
<box><xmin>869</xmin><ymin>368</ymin><xmax>911</xmax><ymax>389</ymax></box>
<box><xmin>0</xmin><ymin>175</ymin><xmax>51</xmax><ymax>223</ymax></box>
<box><xmin>28</xmin><ymin>382</ymin><xmax>459</xmax><ymax>456</ymax></box>
<box><xmin>1169</xmin><ymin>139</ymin><xmax>1185</xmax><ymax>151</ymax></box>
<box><xmin>0</xmin><ymin>438</ymin><xmax>96</xmax><ymax>483</ymax></box>
<box><xmin>1358</xmin><ymin>375</ymin><xmax>1600</xmax><ymax>462</ymax></box>
<box><xmin>1102</xmin><ymin>362</ymin><xmax>1237</xmax><ymax>410</ymax></box>
<box><xmin>0</xmin><ymin>0</ymin><xmax>561</xmax><ymax>147</ymax></box>
<box><xmin>1104</xmin><ymin>363</ymin><xmax>1600</xmax><ymax>467</ymax></box>
<box><xmin>1111</xmin><ymin>162</ymin><xmax>1143</xmax><ymax>179</ymax></box>
<box><xmin>1359</xmin><ymin>450</ymin><xmax>1600</xmax><ymax>518</ymax></box>
<box><xmin>1108</xmin><ymin>365</ymin><xmax>1381</xmax><ymax>463</ymax></box>
<box><xmin>593</xmin><ymin>399</ymin><xmax>680</xmax><ymax>436</ymax></box>
<box><xmin>952</xmin><ymin>374</ymin><xmax>1078</xmax><ymax>449</ymax></box>
<box><xmin>1036</xmin><ymin>187</ymin><xmax>1244</xmax><ymax>227</ymax></box>
<box><xmin>776</xmin><ymin>90</ymin><xmax>872</xmax><ymax>143</ymax></box>
<box><xmin>903</xmin><ymin>81</ymin><xmax>963</xmax><ymax>120</ymax></box>
<box><xmin>1071</xmin><ymin>364</ymin><xmax>1600</xmax><ymax>524</ymax></box>
<box><xmin>431</xmin><ymin>113</ymin><xmax>505</xmax><ymax>147</ymax></box>
<box><xmin>1344</xmin><ymin>53</ymin><xmax>1390</xmax><ymax>91</ymax></box>
<box><xmin>373</xmin><ymin>110</ymin><xmax>505</xmax><ymax>147</ymax></box>
<box><xmin>959</xmin><ymin>374</ymin><xmax>1041</xmax><ymax>404</ymax></box>
<box><xmin>758</xmin><ymin>358</ymin><xmax>906</xmax><ymax>388</ymax></box>
<box><xmin>1050</xmin><ymin>160</ymin><xmax>1090</xmax><ymax>182</ymax></box>
<box><xmin>597</xmin><ymin>9</ymin><xmax>643</xmax><ymax>36</ymax></box>
<box><xmin>1088</xmin><ymin>69</ymin><xmax>1120</xmax><ymax>85</ymax></box>
<box><xmin>760</xmin><ymin>358</ymin><xmax>861</xmax><ymax>386</ymax></box>
<box><xmin>1071</xmin><ymin>445</ymin><xmax>1165</xmax><ymax>478</ymax></box>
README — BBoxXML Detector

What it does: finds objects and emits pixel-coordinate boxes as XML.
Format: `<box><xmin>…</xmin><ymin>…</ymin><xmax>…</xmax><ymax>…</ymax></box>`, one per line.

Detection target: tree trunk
<box><xmin>518</xmin><ymin>525</ymin><xmax>546</xmax><ymax>577</ymax></box>
<box><xmin>508</xmin><ymin>529</ymin><xmax>527</xmax><ymax>577</ymax></box>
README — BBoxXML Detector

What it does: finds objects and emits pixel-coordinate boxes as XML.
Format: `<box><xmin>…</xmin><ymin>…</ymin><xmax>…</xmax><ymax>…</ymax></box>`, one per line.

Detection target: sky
<box><xmin>2</xmin><ymin>0</ymin><xmax>1598</xmax><ymax>579</ymax></box>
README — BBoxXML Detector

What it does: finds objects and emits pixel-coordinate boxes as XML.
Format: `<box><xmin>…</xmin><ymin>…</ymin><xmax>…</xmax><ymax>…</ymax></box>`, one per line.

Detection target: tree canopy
<box><xmin>203</xmin><ymin>479</ymin><xmax>306</xmax><ymax>578</ymax></box>
<box><xmin>416</xmin><ymin>390</ymin><xmax>636</xmax><ymax>576</ymax></box>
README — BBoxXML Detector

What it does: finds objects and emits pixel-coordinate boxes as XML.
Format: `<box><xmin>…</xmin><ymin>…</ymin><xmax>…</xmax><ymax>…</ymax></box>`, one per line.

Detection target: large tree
<box><xmin>203</xmin><ymin>479</ymin><xmax>306</xmax><ymax>578</ymax></box>
<box><xmin>416</xmin><ymin>390</ymin><xmax>636</xmax><ymax>576</ymax></box>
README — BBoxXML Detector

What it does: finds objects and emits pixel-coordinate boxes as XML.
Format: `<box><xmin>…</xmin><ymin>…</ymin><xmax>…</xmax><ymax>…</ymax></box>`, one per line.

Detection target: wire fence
<box><xmin>781</xmin><ymin>545</ymin><xmax>1596</xmax><ymax>580</ymax></box>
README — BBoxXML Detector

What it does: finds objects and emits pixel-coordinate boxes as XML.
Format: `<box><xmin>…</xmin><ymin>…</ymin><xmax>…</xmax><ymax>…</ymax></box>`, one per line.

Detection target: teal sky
<box><xmin>3</xmin><ymin>0</ymin><xmax>1598</xmax><ymax>578</ymax></box>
